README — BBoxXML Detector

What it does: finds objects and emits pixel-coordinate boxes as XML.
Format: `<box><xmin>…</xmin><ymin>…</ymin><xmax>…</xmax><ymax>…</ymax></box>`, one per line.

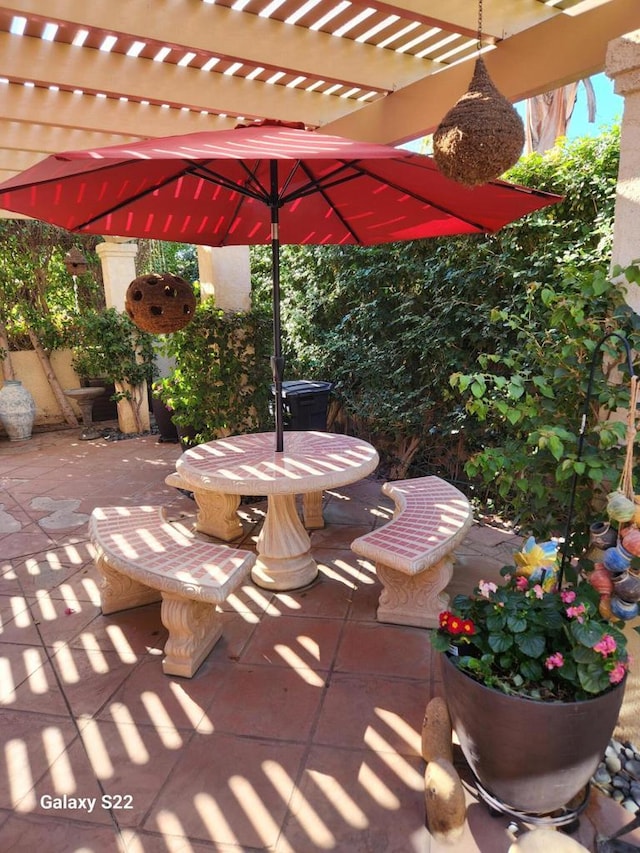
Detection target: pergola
<box><xmin>0</xmin><ymin>0</ymin><xmax>638</xmax><ymax>188</ymax></box>
<box><xmin>2</xmin><ymin>0</ymin><xmax>640</xmax><ymax>437</ymax></box>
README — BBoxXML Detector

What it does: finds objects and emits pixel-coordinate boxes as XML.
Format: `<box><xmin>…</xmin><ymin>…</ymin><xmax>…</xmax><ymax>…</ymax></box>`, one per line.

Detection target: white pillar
<box><xmin>605</xmin><ymin>33</ymin><xmax>640</xmax><ymax>749</ymax></box>
<box><xmin>95</xmin><ymin>238</ymin><xmax>150</xmax><ymax>433</ymax></box>
<box><xmin>606</xmin><ymin>30</ymin><xmax>640</xmax><ymax>312</ymax></box>
<box><xmin>96</xmin><ymin>238</ymin><xmax>139</xmax><ymax>310</ymax></box>
<box><xmin>197</xmin><ymin>245</ymin><xmax>251</xmax><ymax>311</ymax></box>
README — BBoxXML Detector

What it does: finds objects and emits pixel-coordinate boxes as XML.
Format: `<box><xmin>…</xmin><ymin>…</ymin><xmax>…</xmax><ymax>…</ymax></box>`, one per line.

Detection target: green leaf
<box><xmin>520</xmin><ymin>659</ymin><xmax>543</xmax><ymax>681</ymax></box>
<box><xmin>471</xmin><ymin>378</ymin><xmax>486</xmax><ymax>398</ymax></box>
<box><xmin>548</xmin><ymin>434</ymin><xmax>564</xmax><ymax>461</ymax></box>
<box><xmin>488</xmin><ymin>633</ymin><xmax>513</xmax><ymax>653</ymax></box>
<box><xmin>578</xmin><ymin>664</ymin><xmax>610</xmax><ymax>695</ymax></box>
<box><xmin>506</xmin><ymin>408</ymin><xmax>521</xmax><ymax>425</ymax></box>
<box><xmin>515</xmin><ymin>633</ymin><xmax>546</xmax><ymax>658</ymax></box>
<box><xmin>506</xmin><ymin>614</ymin><xmax>527</xmax><ymax>633</ymax></box>
<box><xmin>571</xmin><ymin>620</ymin><xmax>604</xmax><ymax>647</ymax></box>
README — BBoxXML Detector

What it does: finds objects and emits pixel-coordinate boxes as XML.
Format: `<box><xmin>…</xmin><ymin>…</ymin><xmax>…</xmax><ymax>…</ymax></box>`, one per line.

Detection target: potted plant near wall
<box><xmin>71</xmin><ymin>308</ymin><xmax>155</xmax><ymax>434</ymax></box>
<box><xmin>153</xmin><ymin>301</ymin><xmax>272</xmax><ymax>447</ymax></box>
<box><xmin>430</xmin><ymin>539</ymin><xmax>631</xmax><ymax>823</ymax></box>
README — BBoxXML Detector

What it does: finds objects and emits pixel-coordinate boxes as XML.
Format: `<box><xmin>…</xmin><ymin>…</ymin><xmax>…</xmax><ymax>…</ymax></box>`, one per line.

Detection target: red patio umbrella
<box><xmin>0</xmin><ymin>120</ymin><xmax>562</xmax><ymax>451</ymax></box>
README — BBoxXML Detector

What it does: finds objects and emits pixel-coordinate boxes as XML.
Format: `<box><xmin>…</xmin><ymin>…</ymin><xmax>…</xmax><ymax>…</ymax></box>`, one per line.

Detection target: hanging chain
<box><xmin>477</xmin><ymin>0</ymin><xmax>483</xmax><ymax>49</ymax></box>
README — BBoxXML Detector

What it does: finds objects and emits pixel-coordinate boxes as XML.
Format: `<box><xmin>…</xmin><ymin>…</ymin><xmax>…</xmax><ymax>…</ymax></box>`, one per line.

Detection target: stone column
<box><xmin>606</xmin><ymin>30</ymin><xmax>640</xmax><ymax>312</ymax></box>
<box><xmin>606</xmin><ymin>30</ymin><xmax>640</xmax><ymax>748</ymax></box>
<box><xmin>96</xmin><ymin>239</ymin><xmax>139</xmax><ymax>310</ymax></box>
<box><xmin>197</xmin><ymin>245</ymin><xmax>251</xmax><ymax>311</ymax></box>
<box><xmin>95</xmin><ymin>238</ymin><xmax>150</xmax><ymax>433</ymax></box>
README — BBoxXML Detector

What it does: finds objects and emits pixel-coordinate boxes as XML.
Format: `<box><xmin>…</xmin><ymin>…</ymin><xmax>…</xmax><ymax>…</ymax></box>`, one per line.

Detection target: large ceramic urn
<box><xmin>0</xmin><ymin>380</ymin><xmax>36</xmax><ymax>441</ymax></box>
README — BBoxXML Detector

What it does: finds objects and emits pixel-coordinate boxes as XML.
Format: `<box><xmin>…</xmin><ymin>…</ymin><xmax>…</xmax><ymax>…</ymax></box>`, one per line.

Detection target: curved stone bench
<box><xmin>90</xmin><ymin>505</ymin><xmax>255</xmax><ymax>677</ymax></box>
<box><xmin>351</xmin><ymin>477</ymin><xmax>473</xmax><ymax>629</ymax></box>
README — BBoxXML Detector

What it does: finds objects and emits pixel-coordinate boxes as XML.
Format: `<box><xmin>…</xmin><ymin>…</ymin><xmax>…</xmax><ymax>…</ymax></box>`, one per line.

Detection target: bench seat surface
<box><xmin>90</xmin><ymin>505</ymin><xmax>253</xmax><ymax>603</ymax></box>
<box><xmin>352</xmin><ymin>476</ymin><xmax>472</xmax><ymax>574</ymax></box>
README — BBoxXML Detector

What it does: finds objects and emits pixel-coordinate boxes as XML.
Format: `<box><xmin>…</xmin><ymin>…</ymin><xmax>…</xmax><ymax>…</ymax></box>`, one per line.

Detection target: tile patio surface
<box><xmin>1</xmin><ymin>425</ymin><xmax>640</xmax><ymax>852</ymax></box>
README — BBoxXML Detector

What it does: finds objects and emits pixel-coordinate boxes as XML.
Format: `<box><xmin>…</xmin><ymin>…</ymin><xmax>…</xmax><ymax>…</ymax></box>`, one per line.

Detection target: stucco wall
<box><xmin>1</xmin><ymin>349</ymin><xmax>82</xmax><ymax>428</ymax></box>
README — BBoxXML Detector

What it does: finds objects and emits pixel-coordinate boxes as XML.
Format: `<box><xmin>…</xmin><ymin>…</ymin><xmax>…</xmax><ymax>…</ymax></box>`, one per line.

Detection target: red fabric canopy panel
<box><xmin>0</xmin><ymin>123</ymin><xmax>561</xmax><ymax>246</ymax></box>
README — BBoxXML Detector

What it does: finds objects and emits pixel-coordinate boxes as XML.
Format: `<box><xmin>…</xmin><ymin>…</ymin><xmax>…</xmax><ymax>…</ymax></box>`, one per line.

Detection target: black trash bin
<box><xmin>271</xmin><ymin>380</ymin><xmax>333</xmax><ymax>431</ymax></box>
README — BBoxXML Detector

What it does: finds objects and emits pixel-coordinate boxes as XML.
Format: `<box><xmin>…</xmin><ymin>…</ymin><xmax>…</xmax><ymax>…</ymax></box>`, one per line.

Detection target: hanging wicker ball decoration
<box><xmin>433</xmin><ymin>56</ymin><xmax>525</xmax><ymax>187</ymax></box>
<box><xmin>125</xmin><ymin>273</ymin><xmax>196</xmax><ymax>334</ymax></box>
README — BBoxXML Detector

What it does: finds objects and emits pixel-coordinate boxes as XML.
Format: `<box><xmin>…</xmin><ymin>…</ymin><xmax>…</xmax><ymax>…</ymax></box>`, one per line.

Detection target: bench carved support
<box><xmin>376</xmin><ymin>556</ymin><xmax>454</xmax><ymax>629</ymax></box>
<box><xmin>192</xmin><ymin>489</ymin><xmax>243</xmax><ymax>541</ymax></box>
<box><xmin>165</xmin><ymin>472</ymin><xmax>243</xmax><ymax>541</ymax></box>
<box><xmin>97</xmin><ymin>551</ymin><xmax>161</xmax><ymax>614</ymax></box>
<box><xmin>302</xmin><ymin>491</ymin><xmax>324</xmax><ymax>529</ymax></box>
<box><xmin>160</xmin><ymin>592</ymin><xmax>224</xmax><ymax>678</ymax></box>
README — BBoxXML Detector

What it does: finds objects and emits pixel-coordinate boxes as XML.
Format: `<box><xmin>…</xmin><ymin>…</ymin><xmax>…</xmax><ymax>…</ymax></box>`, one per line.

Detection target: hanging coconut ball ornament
<box><xmin>432</xmin><ymin>55</ymin><xmax>525</xmax><ymax>187</ymax></box>
<box><xmin>125</xmin><ymin>273</ymin><xmax>196</xmax><ymax>334</ymax></box>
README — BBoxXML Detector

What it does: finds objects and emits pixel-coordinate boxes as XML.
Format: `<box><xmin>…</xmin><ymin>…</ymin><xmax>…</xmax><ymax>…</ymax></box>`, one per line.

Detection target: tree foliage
<box><xmin>251</xmin><ymin>127</ymin><xmax>633</xmax><ymax>543</ymax></box>
<box><xmin>154</xmin><ymin>301</ymin><xmax>272</xmax><ymax>444</ymax></box>
<box><xmin>0</xmin><ymin>220</ymin><xmax>104</xmax><ymax>352</ymax></box>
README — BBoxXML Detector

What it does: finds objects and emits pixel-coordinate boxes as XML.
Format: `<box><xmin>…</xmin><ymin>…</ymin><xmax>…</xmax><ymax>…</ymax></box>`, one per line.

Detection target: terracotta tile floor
<box><xmin>1</xmin><ymin>425</ymin><xmax>640</xmax><ymax>852</ymax></box>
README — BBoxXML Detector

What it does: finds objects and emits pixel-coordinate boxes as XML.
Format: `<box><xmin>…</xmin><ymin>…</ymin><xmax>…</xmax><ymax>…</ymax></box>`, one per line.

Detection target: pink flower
<box><xmin>515</xmin><ymin>576</ymin><xmax>529</xmax><ymax>591</ymax></box>
<box><xmin>532</xmin><ymin>584</ymin><xmax>544</xmax><ymax>599</ymax></box>
<box><xmin>594</xmin><ymin>635</ymin><xmax>617</xmax><ymax>657</ymax></box>
<box><xmin>566</xmin><ymin>603</ymin><xmax>587</xmax><ymax>623</ymax></box>
<box><xmin>609</xmin><ymin>662</ymin><xmax>627</xmax><ymax>684</ymax></box>
<box><xmin>478</xmin><ymin>580</ymin><xmax>498</xmax><ymax>598</ymax></box>
<box><xmin>545</xmin><ymin>653</ymin><xmax>564</xmax><ymax>670</ymax></box>
<box><xmin>560</xmin><ymin>590</ymin><xmax>576</xmax><ymax>604</ymax></box>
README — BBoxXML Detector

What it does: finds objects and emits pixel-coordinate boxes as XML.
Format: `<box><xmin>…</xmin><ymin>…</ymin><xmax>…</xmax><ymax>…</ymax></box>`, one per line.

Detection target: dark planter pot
<box><xmin>151</xmin><ymin>397</ymin><xmax>179</xmax><ymax>443</ymax></box>
<box><xmin>440</xmin><ymin>652</ymin><xmax>625</xmax><ymax>815</ymax></box>
<box><xmin>176</xmin><ymin>423</ymin><xmax>199</xmax><ymax>450</ymax></box>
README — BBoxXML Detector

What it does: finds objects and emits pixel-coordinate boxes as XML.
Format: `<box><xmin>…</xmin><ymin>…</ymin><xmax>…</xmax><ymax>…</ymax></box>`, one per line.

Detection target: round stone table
<box><xmin>176</xmin><ymin>431</ymin><xmax>379</xmax><ymax>590</ymax></box>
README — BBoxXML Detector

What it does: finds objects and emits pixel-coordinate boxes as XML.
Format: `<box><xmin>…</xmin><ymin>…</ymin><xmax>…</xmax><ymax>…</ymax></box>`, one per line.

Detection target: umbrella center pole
<box><xmin>270</xmin><ymin>160</ymin><xmax>285</xmax><ymax>453</ymax></box>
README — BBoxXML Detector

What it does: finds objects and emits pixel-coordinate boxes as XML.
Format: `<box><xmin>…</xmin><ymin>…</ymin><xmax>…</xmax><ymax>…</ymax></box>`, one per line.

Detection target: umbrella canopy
<box><xmin>0</xmin><ymin>120</ymin><xmax>562</xmax><ymax>450</ymax></box>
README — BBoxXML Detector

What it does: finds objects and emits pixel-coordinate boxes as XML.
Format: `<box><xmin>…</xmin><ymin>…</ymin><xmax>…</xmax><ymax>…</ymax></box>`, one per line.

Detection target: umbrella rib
<box><xmin>294</xmin><ymin>161</ymin><xmax>362</xmax><ymax>242</ymax></box>
<box><xmin>74</xmin><ymin>160</ymin><xmax>269</xmax><ymax>231</ymax></box>
<box><xmin>283</xmin><ymin>156</ymin><xmax>514</xmax><ymax>233</ymax></box>
<box><xmin>279</xmin><ymin>157</ymin><xmax>485</xmax><ymax>233</ymax></box>
<box><xmin>73</xmin><ymin>163</ymin><xmax>204</xmax><ymax>230</ymax></box>
<box><xmin>280</xmin><ymin>161</ymin><xmax>362</xmax><ymax>205</ymax></box>
<box><xmin>328</xmin><ymin>157</ymin><xmax>555</xmax><ymax>232</ymax></box>
<box><xmin>337</xmin><ymin>158</ymin><xmax>490</xmax><ymax>232</ymax></box>
<box><xmin>189</xmin><ymin>162</ymin><xmax>270</xmax><ymax>203</ymax></box>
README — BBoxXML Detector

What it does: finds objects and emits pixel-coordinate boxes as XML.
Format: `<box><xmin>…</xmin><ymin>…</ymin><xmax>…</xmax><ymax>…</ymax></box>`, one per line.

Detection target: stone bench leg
<box><xmin>375</xmin><ymin>554</ymin><xmax>454</xmax><ymax>629</ymax></box>
<box><xmin>192</xmin><ymin>489</ymin><xmax>243</xmax><ymax>541</ymax></box>
<box><xmin>160</xmin><ymin>592</ymin><xmax>224</xmax><ymax>678</ymax></box>
<box><xmin>302</xmin><ymin>490</ymin><xmax>324</xmax><ymax>529</ymax></box>
<box><xmin>96</xmin><ymin>552</ymin><xmax>162</xmax><ymax>614</ymax></box>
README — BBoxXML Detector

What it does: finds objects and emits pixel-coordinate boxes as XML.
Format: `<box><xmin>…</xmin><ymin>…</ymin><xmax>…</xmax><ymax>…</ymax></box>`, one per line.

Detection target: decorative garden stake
<box><xmin>558</xmin><ymin>331</ymin><xmax>636</xmax><ymax>588</ymax></box>
<box><xmin>432</xmin><ymin>0</ymin><xmax>524</xmax><ymax>186</ymax></box>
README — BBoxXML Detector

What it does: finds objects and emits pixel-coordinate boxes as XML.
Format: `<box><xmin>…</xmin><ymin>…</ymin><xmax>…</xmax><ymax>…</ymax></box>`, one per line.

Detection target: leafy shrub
<box><xmin>254</xmin><ymin>129</ymin><xmax>623</xmax><ymax>497</ymax></box>
<box><xmin>450</xmin><ymin>263</ymin><xmax>640</xmax><ymax>543</ymax></box>
<box><xmin>154</xmin><ymin>301</ymin><xmax>272</xmax><ymax>444</ymax></box>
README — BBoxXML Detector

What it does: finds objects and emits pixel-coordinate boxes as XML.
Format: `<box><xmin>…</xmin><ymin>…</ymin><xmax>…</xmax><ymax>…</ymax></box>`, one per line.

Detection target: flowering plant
<box><xmin>430</xmin><ymin>537</ymin><xmax>630</xmax><ymax>702</ymax></box>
